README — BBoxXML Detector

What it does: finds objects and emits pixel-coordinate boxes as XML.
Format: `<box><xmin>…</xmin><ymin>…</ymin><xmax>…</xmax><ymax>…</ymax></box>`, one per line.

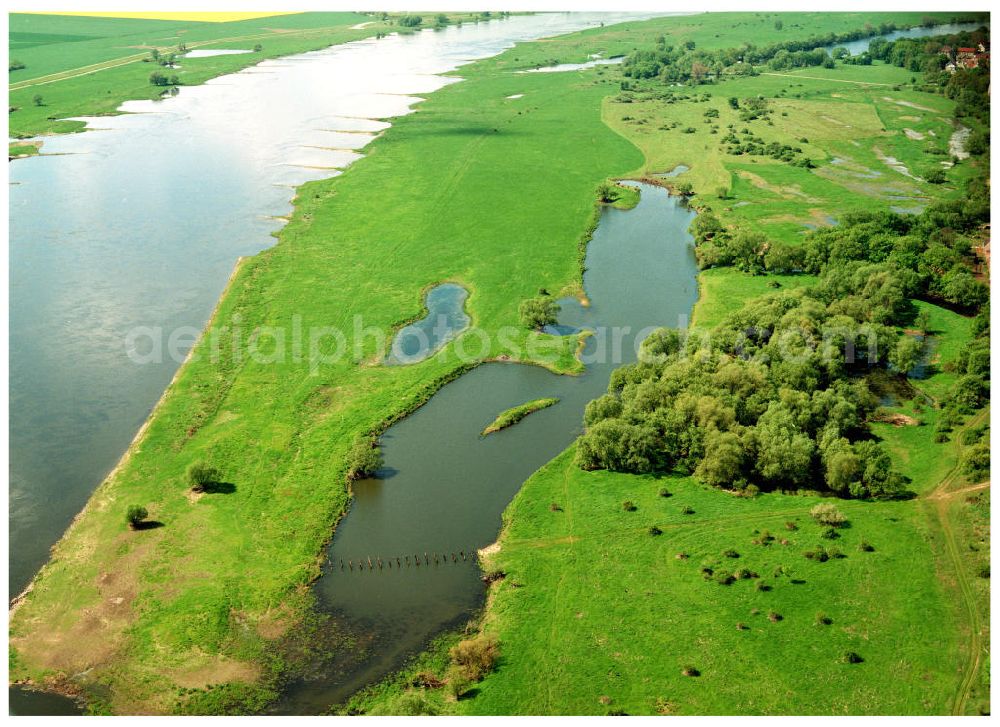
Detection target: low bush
<box><xmin>346</xmin><ymin>435</ymin><xmax>382</xmax><ymax>481</ymax></box>
<box><xmin>126</xmin><ymin>505</ymin><xmax>148</xmax><ymax>529</ymax></box>
<box><xmin>810</xmin><ymin>503</ymin><xmax>847</xmax><ymax>527</ymax></box>
<box><xmin>449</xmin><ymin>634</ymin><xmax>499</xmax><ymax>682</ymax></box>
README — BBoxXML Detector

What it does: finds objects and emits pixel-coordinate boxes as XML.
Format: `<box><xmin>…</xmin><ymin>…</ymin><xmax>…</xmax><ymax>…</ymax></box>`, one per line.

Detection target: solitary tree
<box><xmin>890</xmin><ymin>335</ymin><xmax>923</xmax><ymax>376</ymax></box>
<box><xmin>187</xmin><ymin>461</ymin><xmax>222</xmax><ymax>492</ymax></box>
<box><xmin>32</xmin><ymin>94</ymin><xmax>43</xmax><ymax>107</ymax></box>
<box><xmin>126</xmin><ymin>505</ymin><xmax>149</xmax><ymax>529</ymax></box>
<box><xmin>346</xmin><ymin>435</ymin><xmax>382</xmax><ymax>481</ymax></box>
<box><xmin>596</xmin><ymin>181</ymin><xmax>620</xmax><ymax>204</ymax></box>
<box><xmin>518</xmin><ymin>296</ymin><xmax>560</xmax><ymax>330</ymax></box>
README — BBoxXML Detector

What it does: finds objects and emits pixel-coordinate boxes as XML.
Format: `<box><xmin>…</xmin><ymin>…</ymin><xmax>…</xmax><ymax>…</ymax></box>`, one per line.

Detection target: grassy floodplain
<box><xmin>9</xmin><ymin>10</ymin><xmax>989</xmax><ymax>716</ymax></box>
<box><xmin>341</xmin><ymin>12</ymin><xmax>990</xmax><ymax>717</ymax></box>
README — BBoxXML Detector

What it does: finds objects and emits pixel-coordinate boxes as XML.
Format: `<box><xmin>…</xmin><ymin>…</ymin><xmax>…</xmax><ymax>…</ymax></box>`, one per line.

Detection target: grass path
<box><xmin>922</xmin><ymin>407</ymin><xmax>990</xmax><ymax>715</ymax></box>
<box><xmin>760</xmin><ymin>72</ymin><xmax>893</xmax><ymax>86</ymax></box>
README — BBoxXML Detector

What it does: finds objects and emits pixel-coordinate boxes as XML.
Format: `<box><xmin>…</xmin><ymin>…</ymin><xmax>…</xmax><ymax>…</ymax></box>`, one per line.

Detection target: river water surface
<box><xmin>820</xmin><ymin>21</ymin><xmax>986</xmax><ymax>55</ymax></box>
<box><xmin>9</xmin><ymin>12</ymin><xmax>671</xmax><ymax>715</ymax></box>
<box><xmin>8</xmin><ymin>12</ymin><xmax>662</xmax><ymax>596</ymax></box>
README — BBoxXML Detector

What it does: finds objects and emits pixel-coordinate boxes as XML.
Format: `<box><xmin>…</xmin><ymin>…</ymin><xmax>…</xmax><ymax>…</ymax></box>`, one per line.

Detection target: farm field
<box><xmin>8</xmin><ymin>10</ymin><xmax>989</xmax><ymax>717</ymax></box>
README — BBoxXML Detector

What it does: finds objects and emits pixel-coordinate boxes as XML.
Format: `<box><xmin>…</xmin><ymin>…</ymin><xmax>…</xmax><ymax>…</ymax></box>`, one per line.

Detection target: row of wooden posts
<box><xmin>339</xmin><ymin>550</ymin><xmax>474</xmax><ymax>572</ymax></box>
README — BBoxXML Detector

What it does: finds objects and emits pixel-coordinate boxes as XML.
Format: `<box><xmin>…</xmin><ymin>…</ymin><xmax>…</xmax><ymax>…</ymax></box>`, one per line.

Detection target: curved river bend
<box><xmin>9</xmin><ymin>12</ymin><xmax>667</xmax><ymax>715</ymax></box>
<box><xmin>276</xmin><ymin>181</ymin><xmax>699</xmax><ymax>712</ymax></box>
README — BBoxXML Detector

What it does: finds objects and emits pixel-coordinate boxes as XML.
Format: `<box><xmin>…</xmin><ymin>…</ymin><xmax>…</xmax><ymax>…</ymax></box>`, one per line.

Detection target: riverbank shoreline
<box><xmin>8</xmin><ymin>13</ymin><xmax>657</xmax><ymax>714</ymax></box>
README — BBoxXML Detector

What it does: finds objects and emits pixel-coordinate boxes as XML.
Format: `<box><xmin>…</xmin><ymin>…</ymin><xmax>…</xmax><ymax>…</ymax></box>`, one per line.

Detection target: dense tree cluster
<box><xmin>579</xmin><ymin>177</ymin><xmax>989</xmax><ymax>498</ymax></box>
<box><xmin>576</xmin><ymin>281</ymin><xmax>905</xmax><ymax>497</ymax></box>
<box><xmin>622</xmin><ymin>22</ymin><xmax>917</xmax><ymax>85</ymax></box>
<box><xmin>800</xmin><ymin>177</ymin><xmax>989</xmax><ymax>311</ymax></box>
<box><xmin>622</xmin><ymin>18</ymin><xmax>986</xmax><ymax>87</ymax></box>
<box><xmin>692</xmin><ymin>173</ymin><xmax>990</xmax><ymax>312</ymax></box>
<box><xmin>519</xmin><ymin>295</ymin><xmax>560</xmax><ymax>330</ymax></box>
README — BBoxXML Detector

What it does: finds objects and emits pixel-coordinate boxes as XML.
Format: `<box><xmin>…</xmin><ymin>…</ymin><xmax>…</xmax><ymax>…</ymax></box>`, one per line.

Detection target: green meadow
<box><xmin>9</xmin><ymin>10</ymin><xmax>988</xmax><ymax>716</ymax></box>
<box><xmin>341</xmin><ymin>13</ymin><xmax>989</xmax><ymax>718</ymax></box>
<box><xmin>469</xmin><ymin>450</ymin><xmax>965</xmax><ymax>715</ymax></box>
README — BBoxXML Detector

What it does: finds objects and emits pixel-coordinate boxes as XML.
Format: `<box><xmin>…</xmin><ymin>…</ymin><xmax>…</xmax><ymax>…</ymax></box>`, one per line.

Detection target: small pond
<box><xmin>385</xmin><ymin>283</ymin><xmax>471</xmax><ymax>365</ymax></box>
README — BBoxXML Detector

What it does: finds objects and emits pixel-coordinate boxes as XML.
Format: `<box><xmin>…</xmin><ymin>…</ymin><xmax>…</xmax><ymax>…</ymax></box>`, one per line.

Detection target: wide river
<box><xmin>8</xmin><ymin>12</ymin><xmax>666</xmax><ymax>596</ymax></box>
<box><xmin>10</xmin><ymin>11</ymin><xmax>675</xmax><ymax>715</ymax></box>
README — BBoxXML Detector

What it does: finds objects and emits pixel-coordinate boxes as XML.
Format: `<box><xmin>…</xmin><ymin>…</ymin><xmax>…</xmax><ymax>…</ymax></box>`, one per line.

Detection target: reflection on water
<box><xmin>386</xmin><ymin>283</ymin><xmax>471</xmax><ymax>365</ymax></box>
<box><xmin>8</xmin><ymin>12</ymin><xmax>661</xmax><ymax>601</ymax></box>
<box><xmin>521</xmin><ymin>56</ymin><xmax>623</xmax><ymax>73</ymax></box>
<box><xmin>820</xmin><ymin>22</ymin><xmax>986</xmax><ymax>56</ymax></box>
<box><xmin>275</xmin><ymin>182</ymin><xmax>698</xmax><ymax>712</ymax></box>
<box><xmin>184</xmin><ymin>49</ymin><xmax>254</xmax><ymax>58</ymax></box>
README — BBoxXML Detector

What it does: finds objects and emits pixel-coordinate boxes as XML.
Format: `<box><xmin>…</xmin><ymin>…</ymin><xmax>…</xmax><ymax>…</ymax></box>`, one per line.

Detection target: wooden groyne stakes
<box><xmin>337</xmin><ymin>549</ymin><xmax>478</xmax><ymax>573</ymax></box>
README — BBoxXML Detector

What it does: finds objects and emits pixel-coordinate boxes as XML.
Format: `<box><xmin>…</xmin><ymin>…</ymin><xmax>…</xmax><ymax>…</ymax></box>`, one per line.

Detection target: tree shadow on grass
<box><xmin>132</xmin><ymin>520</ymin><xmax>164</xmax><ymax>531</ymax></box>
<box><xmin>195</xmin><ymin>481</ymin><xmax>237</xmax><ymax>495</ymax></box>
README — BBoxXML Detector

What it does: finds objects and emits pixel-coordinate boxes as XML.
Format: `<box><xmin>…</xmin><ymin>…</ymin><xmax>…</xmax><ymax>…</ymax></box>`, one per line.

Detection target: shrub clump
<box><xmin>126</xmin><ymin>505</ymin><xmax>148</xmax><ymax>529</ymax></box>
<box><xmin>810</xmin><ymin>503</ymin><xmax>847</xmax><ymax>527</ymax></box>
<box><xmin>187</xmin><ymin>461</ymin><xmax>221</xmax><ymax>492</ymax></box>
<box><xmin>346</xmin><ymin>435</ymin><xmax>383</xmax><ymax>481</ymax></box>
<box><xmin>448</xmin><ymin>634</ymin><xmax>500</xmax><ymax>683</ymax></box>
